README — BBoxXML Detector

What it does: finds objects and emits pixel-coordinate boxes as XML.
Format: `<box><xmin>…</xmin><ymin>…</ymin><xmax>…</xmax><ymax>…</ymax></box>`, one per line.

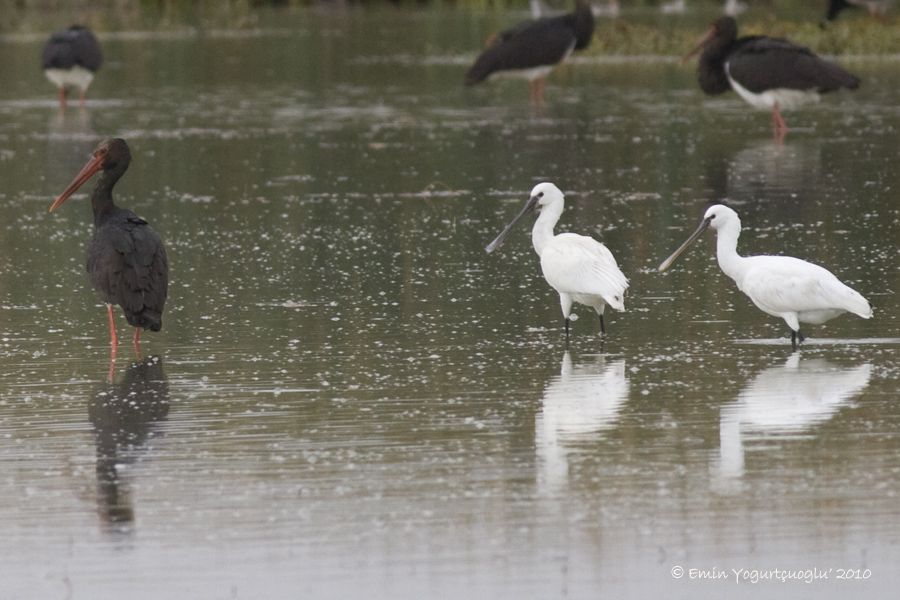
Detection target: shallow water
<box><xmin>1</xmin><ymin>7</ymin><xmax>899</xmax><ymax>599</ymax></box>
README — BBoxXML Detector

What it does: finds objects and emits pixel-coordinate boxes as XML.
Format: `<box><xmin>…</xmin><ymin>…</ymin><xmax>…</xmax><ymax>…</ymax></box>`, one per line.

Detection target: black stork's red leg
<box><xmin>133</xmin><ymin>327</ymin><xmax>143</xmax><ymax>359</ymax></box>
<box><xmin>106</xmin><ymin>304</ymin><xmax>119</xmax><ymax>349</ymax></box>
<box><xmin>772</xmin><ymin>102</ymin><xmax>788</xmax><ymax>140</ymax></box>
<box><xmin>49</xmin><ymin>138</ymin><xmax>168</xmax><ymax>359</ymax></box>
<box><xmin>533</xmin><ymin>77</ymin><xmax>547</xmax><ymax>106</ymax></box>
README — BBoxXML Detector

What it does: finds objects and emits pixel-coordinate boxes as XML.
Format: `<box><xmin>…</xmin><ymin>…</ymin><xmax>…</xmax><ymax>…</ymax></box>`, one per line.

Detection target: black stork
<box><xmin>49</xmin><ymin>138</ymin><xmax>168</xmax><ymax>356</ymax></box>
<box><xmin>822</xmin><ymin>0</ymin><xmax>889</xmax><ymax>26</ymax></box>
<box><xmin>683</xmin><ymin>16</ymin><xmax>860</xmax><ymax>139</ymax></box>
<box><xmin>41</xmin><ymin>25</ymin><xmax>103</xmax><ymax>111</ymax></box>
<box><xmin>464</xmin><ymin>0</ymin><xmax>595</xmax><ymax>105</ymax></box>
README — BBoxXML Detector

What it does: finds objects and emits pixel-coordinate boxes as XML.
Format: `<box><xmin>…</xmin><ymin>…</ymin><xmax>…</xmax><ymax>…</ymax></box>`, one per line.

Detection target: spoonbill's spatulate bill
<box><xmin>464</xmin><ymin>0</ymin><xmax>594</xmax><ymax>105</ymax></box>
<box><xmin>486</xmin><ymin>182</ymin><xmax>628</xmax><ymax>339</ymax></box>
<box><xmin>658</xmin><ymin>205</ymin><xmax>872</xmax><ymax>349</ymax></box>
<box><xmin>683</xmin><ymin>16</ymin><xmax>859</xmax><ymax>138</ymax></box>
<box><xmin>41</xmin><ymin>25</ymin><xmax>102</xmax><ymax>111</ymax></box>
<box><xmin>49</xmin><ymin>138</ymin><xmax>169</xmax><ymax>356</ymax></box>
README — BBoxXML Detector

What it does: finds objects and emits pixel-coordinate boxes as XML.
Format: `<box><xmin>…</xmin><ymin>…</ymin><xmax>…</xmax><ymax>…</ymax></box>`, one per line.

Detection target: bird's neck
<box><xmin>697</xmin><ymin>30</ymin><xmax>738</xmax><ymax>96</ymax></box>
<box><xmin>571</xmin><ymin>0</ymin><xmax>595</xmax><ymax>51</ymax></box>
<box><xmin>717</xmin><ymin>407</ymin><xmax>744</xmax><ymax>480</ymax></box>
<box><xmin>698</xmin><ymin>46</ymin><xmax>733</xmax><ymax>95</ymax></box>
<box><xmin>91</xmin><ymin>171</ymin><xmax>119</xmax><ymax>226</ymax></box>
<box><xmin>531</xmin><ymin>204</ymin><xmax>562</xmax><ymax>257</ymax></box>
<box><xmin>715</xmin><ymin>221</ymin><xmax>746</xmax><ymax>284</ymax></box>
<box><xmin>699</xmin><ymin>61</ymin><xmax>731</xmax><ymax>95</ymax></box>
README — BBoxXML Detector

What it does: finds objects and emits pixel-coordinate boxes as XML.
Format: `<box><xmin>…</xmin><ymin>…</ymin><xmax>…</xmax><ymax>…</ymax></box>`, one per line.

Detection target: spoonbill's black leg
<box><xmin>599</xmin><ymin>314</ymin><xmax>606</xmax><ymax>336</ymax></box>
<box><xmin>565</xmin><ymin>318</ymin><xmax>571</xmax><ymax>341</ymax></box>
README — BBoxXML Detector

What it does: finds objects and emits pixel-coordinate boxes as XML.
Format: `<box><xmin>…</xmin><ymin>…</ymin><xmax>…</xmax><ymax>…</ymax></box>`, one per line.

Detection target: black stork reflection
<box><xmin>41</xmin><ymin>25</ymin><xmax>102</xmax><ymax>111</ymax></box>
<box><xmin>683</xmin><ymin>16</ymin><xmax>860</xmax><ymax>139</ymax></box>
<box><xmin>89</xmin><ymin>356</ymin><xmax>169</xmax><ymax>529</ymax></box>
<box><xmin>464</xmin><ymin>0</ymin><xmax>594</xmax><ymax>105</ymax></box>
<box><xmin>49</xmin><ymin>139</ymin><xmax>168</xmax><ymax>357</ymax></box>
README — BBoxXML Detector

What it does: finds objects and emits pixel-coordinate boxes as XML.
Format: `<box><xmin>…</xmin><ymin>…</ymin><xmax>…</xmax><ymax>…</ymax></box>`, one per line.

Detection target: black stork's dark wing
<box><xmin>88</xmin><ymin>212</ymin><xmax>168</xmax><ymax>332</ymax></box>
<box><xmin>464</xmin><ymin>14</ymin><xmax>581</xmax><ymax>85</ymax></box>
<box><xmin>41</xmin><ymin>26</ymin><xmax>103</xmax><ymax>72</ymax></box>
<box><xmin>727</xmin><ymin>36</ymin><xmax>860</xmax><ymax>94</ymax></box>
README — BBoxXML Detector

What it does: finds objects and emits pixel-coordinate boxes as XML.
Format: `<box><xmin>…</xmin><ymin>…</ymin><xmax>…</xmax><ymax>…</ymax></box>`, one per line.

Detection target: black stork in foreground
<box><xmin>49</xmin><ymin>139</ymin><xmax>168</xmax><ymax>356</ymax></box>
<box><xmin>464</xmin><ymin>0</ymin><xmax>595</xmax><ymax>105</ymax></box>
<box><xmin>41</xmin><ymin>25</ymin><xmax>103</xmax><ymax>111</ymax></box>
<box><xmin>683</xmin><ymin>16</ymin><xmax>860</xmax><ymax>139</ymax></box>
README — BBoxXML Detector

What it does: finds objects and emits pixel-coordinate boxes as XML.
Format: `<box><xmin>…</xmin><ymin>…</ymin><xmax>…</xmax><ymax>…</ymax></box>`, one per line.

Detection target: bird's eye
<box><xmin>538</xmin><ymin>192</ymin><xmax>544</xmax><ymax>198</ymax></box>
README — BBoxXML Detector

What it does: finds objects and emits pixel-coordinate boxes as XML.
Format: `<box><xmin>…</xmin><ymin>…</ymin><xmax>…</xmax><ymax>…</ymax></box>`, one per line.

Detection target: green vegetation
<box><xmin>590</xmin><ymin>18</ymin><xmax>900</xmax><ymax>56</ymax></box>
<box><xmin>1</xmin><ymin>0</ymin><xmax>897</xmax><ymax>55</ymax></box>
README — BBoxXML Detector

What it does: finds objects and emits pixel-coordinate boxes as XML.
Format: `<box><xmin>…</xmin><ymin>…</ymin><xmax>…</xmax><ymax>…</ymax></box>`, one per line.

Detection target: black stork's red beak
<box><xmin>681</xmin><ymin>24</ymin><xmax>717</xmax><ymax>65</ymax></box>
<box><xmin>48</xmin><ymin>146</ymin><xmax>108</xmax><ymax>213</ymax></box>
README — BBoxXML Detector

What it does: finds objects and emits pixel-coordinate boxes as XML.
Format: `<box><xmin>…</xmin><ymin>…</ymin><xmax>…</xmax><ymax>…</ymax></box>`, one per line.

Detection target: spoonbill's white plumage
<box><xmin>659</xmin><ymin>204</ymin><xmax>872</xmax><ymax>348</ymax></box>
<box><xmin>536</xmin><ymin>351</ymin><xmax>629</xmax><ymax>493</ymax></box>
<box><xmin>486</xmin><ymin>182</ymin><xmax>628</xmax><ymax>339</ymax></box>
<box><xmin>716</xmin><ymin>354</ymin><xmax>871</xmax><ymax>484</ymax></box>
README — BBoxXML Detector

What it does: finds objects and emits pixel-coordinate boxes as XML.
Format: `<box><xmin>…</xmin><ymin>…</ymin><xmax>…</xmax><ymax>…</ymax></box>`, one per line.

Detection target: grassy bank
<box><xmin>590</xmin><ymin>18</ymin><xmax>900</xmax><ymax>56</ymax></box>
<box><xmin>1</xmin><ymin>0</ymin><xmax>897</xmax><ymax>56</ymax></box>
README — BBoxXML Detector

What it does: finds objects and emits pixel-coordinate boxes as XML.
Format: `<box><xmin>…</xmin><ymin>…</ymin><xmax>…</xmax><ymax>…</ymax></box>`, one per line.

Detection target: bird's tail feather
<box><xmin>600</xmin><ymin>270</ymin><xmax>629</xmax><ymax>312</ymax></box>
<box><xmin>840</xmin><ymin>285</ymin><xmax>872</xmax><ymax>319</ymax></box>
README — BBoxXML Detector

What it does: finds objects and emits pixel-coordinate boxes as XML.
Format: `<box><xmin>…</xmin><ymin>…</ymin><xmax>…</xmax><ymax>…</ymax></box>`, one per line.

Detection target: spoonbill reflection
<box><xmin>658</xmin><ymin>205</ymin><xmax>872</xmax><ymax>348</ymax></box>
<box><xmin>486</xmin><ymin>182</ymin><xmax>628</xmax><ymax>339</ymax></box>
<box><xmin>536</xmin><ymin>351</ymin><xmax>629</xmax><ymax>493</ymax></box>
<box><xmin>716</xmin><ymin>354</ymin><xmax>871</xmax><ymax>482</ymax></box>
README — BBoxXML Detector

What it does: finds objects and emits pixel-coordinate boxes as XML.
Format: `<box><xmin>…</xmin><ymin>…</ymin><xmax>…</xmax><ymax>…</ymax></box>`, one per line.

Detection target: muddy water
<box><xmin>0</xmin><ymin>7</ymin><xmax>898</xmax><ymax>599</ymax></box>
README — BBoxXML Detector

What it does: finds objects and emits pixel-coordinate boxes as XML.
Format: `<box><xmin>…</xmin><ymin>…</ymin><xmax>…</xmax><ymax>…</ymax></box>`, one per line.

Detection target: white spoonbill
<box><xmin>658</xmin><ymin>204</ymin><xmax>872</xmax><ymax>348</ymax></box>
<box><xmin>485</xmin><ymin>182</ymin><xmax>628</xmax><ymax>339</ymax></box>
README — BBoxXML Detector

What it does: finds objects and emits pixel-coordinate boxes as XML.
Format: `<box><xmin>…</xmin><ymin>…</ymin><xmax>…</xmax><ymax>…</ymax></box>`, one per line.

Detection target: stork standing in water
<box><xmin>464</xmin><ymin>0</ymin><xmax>594</xmax><ymax>105</ymax></box>
<box><xmin>683</xmin><ymin>16</ymin><xmax>860</xmax><ymax>139</ymax></box>
<box><xmin>49</xmin><ymin>138</ymin><xmax>168</xmax><ymax>357</ymax></box>
<box><xmin>41</xmin><ymin>25</ymin><xmax>103</xmax><ymax>111</ymax></box>
<box><xmin>658</xmin><ymin>205</ymin><xmax>872</xmax><ymax>349</ymax></box>
<box><xmin>486</xmin><ymin>182</ymin><xmax>628</xmax><ymax>340</ymax></box>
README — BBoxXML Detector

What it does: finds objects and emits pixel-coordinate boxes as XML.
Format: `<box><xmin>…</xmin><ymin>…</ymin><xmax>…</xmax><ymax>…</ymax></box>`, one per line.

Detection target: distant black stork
<box><xmin>683</xmin><ymin>16</ymin><xmax>860</xmax><ymax>139</ymax></box>
<box><xmin>41</xmin><ymin>25</ymin><xmax>103</xmax><ymax>111</ymax></box>
<box><xmin>464</xmin><ymin>0</ymin><xmax>595</xmax><ymax>105</ymax></box>
<box><xmin>822</xmin><ymin>0</ymin><xmax>889</xmax><ymax>26</ymax></box>
<box><xmin>49</xmin><ymin>139</ymin><xmax>168</xmax><ymax>356</ymax></box>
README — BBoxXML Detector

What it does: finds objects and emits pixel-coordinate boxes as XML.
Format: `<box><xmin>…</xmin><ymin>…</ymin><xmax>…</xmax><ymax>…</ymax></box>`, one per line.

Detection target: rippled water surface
<box><xmin>1</xmin><ymin>7</ymin><xmax>899</xmax><ymax>599</ymax></box>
